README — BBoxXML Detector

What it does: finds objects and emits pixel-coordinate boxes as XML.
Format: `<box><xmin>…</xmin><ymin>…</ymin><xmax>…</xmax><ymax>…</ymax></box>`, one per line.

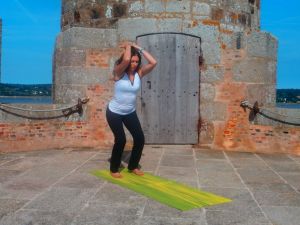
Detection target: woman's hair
<box><xmin>115</xmin><ymin>47</ymin><xmax>142</xmax><ymax>73</ymax></box>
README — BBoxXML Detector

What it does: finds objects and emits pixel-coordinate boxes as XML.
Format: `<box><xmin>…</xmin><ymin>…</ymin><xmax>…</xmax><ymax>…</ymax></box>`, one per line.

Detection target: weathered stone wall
<box><xmin>0</xmin><ymin>100</ymin><xmax>113</xmax><ymax>152</ymax></box>
<box><xmin>61</xmin><ymin>0</ymin><xmax>260</xmax><ymax>31</ymax></box>
<box><xmin>202</xmin><ymin>36</ymin><xmax>300</xmax><ymax>154</ymax></box>
<box><xmin>1</xmin><ymin>0</ymin><xmax>299</xmax><ymax>155</ymax></box>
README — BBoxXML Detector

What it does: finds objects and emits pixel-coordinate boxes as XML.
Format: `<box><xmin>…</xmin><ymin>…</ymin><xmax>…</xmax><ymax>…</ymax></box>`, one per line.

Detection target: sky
<box><xmin>0</xmin><ymin>1</ymin><xmax>299</xmax><ymax>88</ymax></box>
<box><xmin>0</xmin><ymin>0</ymin><xmax>60</xmax><ymax>84</ymax></box>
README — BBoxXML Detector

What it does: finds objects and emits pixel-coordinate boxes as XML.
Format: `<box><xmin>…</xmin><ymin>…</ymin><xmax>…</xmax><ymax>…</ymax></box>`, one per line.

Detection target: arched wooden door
<box><xmin>137</xmin><ymin>33</ymin><xmax>201</xmax><ymax>144</ymax></box>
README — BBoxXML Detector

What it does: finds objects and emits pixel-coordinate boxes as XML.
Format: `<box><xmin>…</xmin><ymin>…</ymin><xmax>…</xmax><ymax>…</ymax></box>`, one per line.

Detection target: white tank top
<box><xmin>108</xmin><ymin>72</ymin><xmax>141</xmax><ymax>115</ymax></box>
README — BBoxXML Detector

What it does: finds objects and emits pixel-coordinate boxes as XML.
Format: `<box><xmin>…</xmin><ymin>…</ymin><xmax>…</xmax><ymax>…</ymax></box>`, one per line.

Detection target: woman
<box><xmin>106</xmin><ymin>42</ymin><xmax>157</xmax><ymax>178</ymax></box>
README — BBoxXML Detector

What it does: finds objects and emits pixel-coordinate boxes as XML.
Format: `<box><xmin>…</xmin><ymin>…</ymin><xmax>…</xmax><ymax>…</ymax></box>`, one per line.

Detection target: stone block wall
<box><xmin>199</xmin><ymin>30</ymin><xmax>300</xmax><ymax>155</ymax></box>
<box><xmin>0</xmin><ymin>99</ymin><xmax>113</xmax><ymax>152</ymax></box>
<box><xmin>61</xmin><ymin>0</ymin><xmax>260</xmax><ymax>32</ymax></box>
<box><xmin>206</xmin><ymin>42</ymin><xmax>300</xmax><ymax>154</ymax></box>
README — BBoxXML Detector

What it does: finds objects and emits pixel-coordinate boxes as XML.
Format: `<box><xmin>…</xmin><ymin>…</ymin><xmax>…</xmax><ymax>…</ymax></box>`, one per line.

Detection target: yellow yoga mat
<box><xmin>91</xmin><ymin>169</ymin><xmax>231</xmax><ymax>211</ymax></box>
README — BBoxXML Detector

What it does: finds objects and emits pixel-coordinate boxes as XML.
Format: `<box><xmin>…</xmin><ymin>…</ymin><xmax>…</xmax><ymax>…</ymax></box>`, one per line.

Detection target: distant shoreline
<box><xmin>276</xmin><ymin>103</ymin><xmax>300</xmax><ymax>109</ymax></box>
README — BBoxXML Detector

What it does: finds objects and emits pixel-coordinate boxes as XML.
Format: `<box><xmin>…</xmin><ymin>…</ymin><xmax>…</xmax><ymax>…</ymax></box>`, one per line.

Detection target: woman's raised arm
<box><xmin>132</xmin><ymin>43</ymin><xmax>157</xmax><ymax>77</ymax></box>
<box><xmin>113</xmin><ymin>43</ymin><xmax>132</xmax><ymax>81</ymax></box>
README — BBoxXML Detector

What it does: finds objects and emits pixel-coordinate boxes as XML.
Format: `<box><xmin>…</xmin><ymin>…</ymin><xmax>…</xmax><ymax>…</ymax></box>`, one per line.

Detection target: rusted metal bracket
<box><xmin>241</xmin><ymin>100</ymin><xmax>260</xmax><ymax>114</ymax></box>
<box><xmin>252</xmin><ymin>101</ymin><xmax>260</xmax><ymax>115</ymax></box>
<box><xmin>240</xmin><ymin>100</ymin><xmax>260</xmax><ymax>121</ymax></box>
<box><xmin>240</xmin><ymin>100</ymin><xmax>300</xmax><ymax>126</ymax></box>
<box><xmin>62</xmin><ymin>97</ymin><xmax>89</xmax><ymax>117</ymax></box>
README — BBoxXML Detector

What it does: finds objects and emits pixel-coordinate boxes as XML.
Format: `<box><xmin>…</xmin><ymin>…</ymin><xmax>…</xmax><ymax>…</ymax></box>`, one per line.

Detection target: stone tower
<box><xmin>50</xmin><ymin>0</ymin><xmax>298</xmax><ymax>153</ymax></box>
<box><xmin>1</xmin><ymin>1</ymin><xmax>299</xmax><ymax>154</ymax></box>
<box><xmin>56</xmin><ymin>0</ymin><xmax>266</xmax><ymax>106</ymax></box>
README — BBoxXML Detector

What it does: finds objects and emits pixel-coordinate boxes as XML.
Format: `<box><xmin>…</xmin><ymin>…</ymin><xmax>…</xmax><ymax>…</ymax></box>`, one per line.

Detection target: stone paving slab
<box><xmin>160</xmin><ymin>154</ymin><xmax>195</xmax><ymax>168</ymax></box>
<box><xmin>23</xmin><ymin>187</ymin><xmax>98</xmax><ymax>215</ymax></box>
<box><xmin>0</xmin><ymin>146</ymin><xmax>300</xmax><ymax>225</ymax></box>
<box><xmin>157</xmin><ymin>166</ymin><xmax>198</xmax><ymax>182</ymax></box>
<box><xmin>139</xmin><ymin>216</ymin><xmax>206</xmax><ymax>225</ymax></box>
<box><xmin>229</xmin><ymin>158</ymin><xmax>270</xmax><ymax>170</ymax></box>
<box><xmin>264</xmin><ymin>161</ymin><xmax>300</xmax><ymax>173</ymax></box>
<box><xmin>0</xmin><ymin>169</ymin><xmax>23</xmax><ymax>184</ymax></box>
<box><xmin>196</xmin><ymin>159</ymin><xmax>235</xmax><ymax>172</ymax></box>
<box><xmin>0</xmin><ymin>199</ymin><xmax>27</xmax><ymax>220</ymax></box>
<box><xmin>277</xmin><ymin>172</ymin><xmax>300</xmax><ymax>192</ymax></box>
<box><xmin>237</xmin><ymin>168</ymin><xmax>286</xmax><ymax>185</ymax></box>
<box><xmin>72</xmin><ymin>209</ymin><xmax>140</xmax><ymax>225</ymax></box>
<box><xmin>194</xmin><ymin>149</ymin><xmax>226</xmax><ymax>160</ymax></box>
<box><xmin>290</xmin><ymin>155</ymin><xmax>300</xmax><ymax>163</ymax></box>
<box><xmin>0</xmin><ymin>154</ymin><xmax>23</xmax><ymax>166</ymax></box>
<box><xmin>262</xmin><ymin>206</ymin><xmax>300</xmax><ymax>225</ymax></box>
<box><xmin>206</xmin><ymin>210</ymin><xmax>271</xmax><ymax>225</ymax></box>
<box><xmin>1</xmin><ymin>209</ymin><xmax>74</xmax><ymax>225</ymax></box>
<box><xmin>197</xmin><ymin>170</ymin><xmax>244</xmax><ymax>188</ymax></box>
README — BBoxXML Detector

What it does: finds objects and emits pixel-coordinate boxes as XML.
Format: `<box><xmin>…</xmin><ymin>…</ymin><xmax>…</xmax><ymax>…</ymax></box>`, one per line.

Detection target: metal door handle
<box><xmin>147</xmin><ymin>81</ymin><xmax>151</xmax><ymax>89</ymax></box>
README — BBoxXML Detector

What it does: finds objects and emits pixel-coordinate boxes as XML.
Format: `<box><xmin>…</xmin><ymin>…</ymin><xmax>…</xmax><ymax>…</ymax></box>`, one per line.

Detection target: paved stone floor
<box><xmin>0</xmin><ymin>145</ymin><xmax>300</xmax><ymax>225</ymax></box>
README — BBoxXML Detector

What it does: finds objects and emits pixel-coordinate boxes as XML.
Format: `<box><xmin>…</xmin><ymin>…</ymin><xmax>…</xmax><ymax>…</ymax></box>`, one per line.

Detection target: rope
<box><xmin>241</xmin><ymin>101</ymin><xmax>300</xmax><ymax>120</ymax></box>
<box><xmin>0</xmin><ymin>97</ymin><xmax>90</xmax><ymax>120</ymax></box>
<box><xmin>0</xmin><ymin>108</ymin><xmax>72</xmax><ymax>120</ymax></box>
<box><xmin>0</xmin><ymin>103</ymin><xmax>77</xmax><ymax>112</ymax></box>
<box><xmin>240</xmin><ymin>100</ymin><xmax>300</xmax><ymax>126</ymax></box>
<box><xmin>261</xmin><ymin>108</ymin><xmax>300</xmax><ymax>120</ymax></box>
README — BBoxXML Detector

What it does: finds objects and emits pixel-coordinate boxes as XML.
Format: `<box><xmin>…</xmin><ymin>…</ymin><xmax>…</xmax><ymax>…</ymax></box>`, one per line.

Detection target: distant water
<box><xmin>0</xmin><ymin>97</ymin><xmax>299</xmax><ymax>108</ymax></box>
<box><xmin>276</xmin><ymin>103</ymin><xmax>300</xmax><ymax>109</ymax></box>
<box><xmin>0</xmin><ymin>96</ymin><xmax>52</xmax><ymax>104</ymax></box>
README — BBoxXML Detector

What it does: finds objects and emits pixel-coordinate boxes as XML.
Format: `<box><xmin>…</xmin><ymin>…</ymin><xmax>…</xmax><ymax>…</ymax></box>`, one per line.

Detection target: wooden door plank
<box><xmin>137</xmin><ymin>33</ymin><xmax>200</xmax><ymax>144</ymax></box>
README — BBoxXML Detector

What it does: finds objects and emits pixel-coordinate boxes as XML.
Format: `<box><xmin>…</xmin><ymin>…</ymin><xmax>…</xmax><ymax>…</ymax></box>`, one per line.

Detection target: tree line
<box><xmin>276</xmin><ymin>89</ymin><xmax>300</xmax><ymax>103</ymax></box>
<box><xmin>0</xmin><ymin>83</ymin><xmax>51</xmax><ymax>96</ymax></box>
<box><xmin>0</xmin><ymin>84</ymin><xmax>299</xmax><ymax>103</ymax></box>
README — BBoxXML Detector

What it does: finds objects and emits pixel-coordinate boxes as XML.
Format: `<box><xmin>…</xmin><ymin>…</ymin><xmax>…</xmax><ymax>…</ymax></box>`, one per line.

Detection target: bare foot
<box><xmin>110</xmin><ymin>172</ymin><xmax>123</xmax><ymax>178</ymax></box>
<box><xmin>131</xmin><ymin>169</ymin><xmax>144</xmax><ymax>176</ymax></box>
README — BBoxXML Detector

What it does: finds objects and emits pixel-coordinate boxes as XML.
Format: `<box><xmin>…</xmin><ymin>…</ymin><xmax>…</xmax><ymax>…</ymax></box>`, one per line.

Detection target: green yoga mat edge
<box><xmin>91</xmin><ymin>169</ymin><xmax>232</xmax><ymax>211</ymax></box>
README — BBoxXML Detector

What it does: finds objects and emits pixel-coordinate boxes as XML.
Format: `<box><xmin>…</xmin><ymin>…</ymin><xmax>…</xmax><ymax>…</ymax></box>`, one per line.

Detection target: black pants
<box><xmin>106</xmin><ymin>107</ymin><xmax>145</xmax><ymax>173</ymax></box>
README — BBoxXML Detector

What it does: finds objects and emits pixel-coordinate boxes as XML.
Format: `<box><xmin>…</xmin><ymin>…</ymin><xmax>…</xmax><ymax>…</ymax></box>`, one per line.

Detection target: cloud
<box><xmin>13</xmin><ymin>0</ymin><xmax>38</xmax><ymax>23</ymax></box>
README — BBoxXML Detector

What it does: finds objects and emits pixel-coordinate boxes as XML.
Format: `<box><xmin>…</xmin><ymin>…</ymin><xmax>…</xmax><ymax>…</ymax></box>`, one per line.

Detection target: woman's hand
<box><xmin>119</xmin><ymin>41</ymin><xmax>142</xmax><ymax>51</ymax></box>
<box><xmin>131</xmin><ymin>43</ymin><xmax>141</xmax><ymax>50</ymax></box>
<box><xmin>119</xmin><ymin>41</ymin><xmax>133</xmax><ymax>49</ymax></box>
<box><xmin>119</xmin><ymin>43</ymin><xmax>127</xmax><ymax>49</ymax></box>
